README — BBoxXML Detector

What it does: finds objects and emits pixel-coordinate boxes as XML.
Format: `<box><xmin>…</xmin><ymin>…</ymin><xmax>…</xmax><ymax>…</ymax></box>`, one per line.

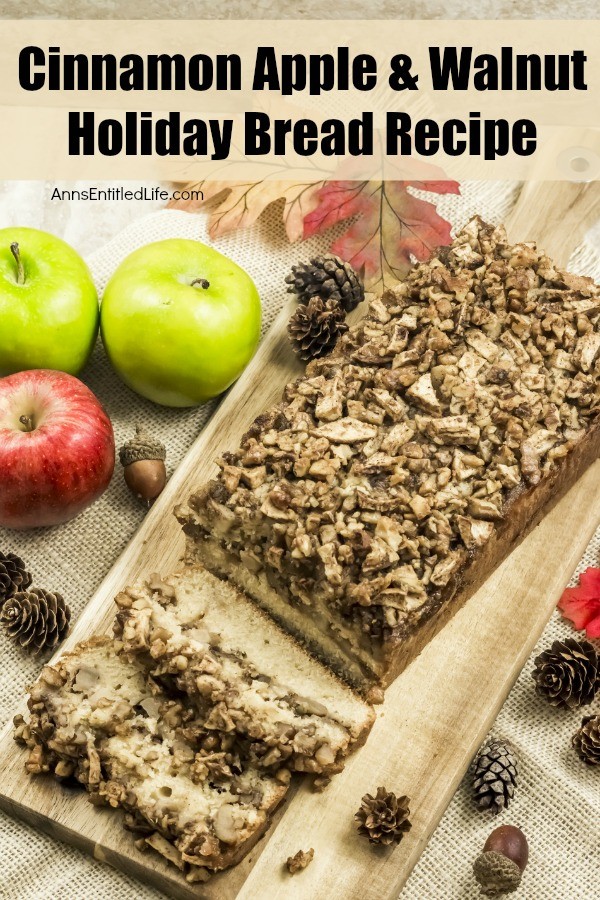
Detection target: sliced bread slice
<box><xmin>15</xmin><ymin>636</ymin><xmax>286</xmax><ymax>880</ymax></box>
<box><xmin>114</xmin><ymin>565</ymin><xmax>375</xmax><ymax>782</ymax></box>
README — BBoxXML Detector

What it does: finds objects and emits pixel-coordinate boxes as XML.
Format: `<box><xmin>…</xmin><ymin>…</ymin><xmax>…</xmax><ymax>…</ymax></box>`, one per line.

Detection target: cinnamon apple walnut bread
<box><xmin>180</xmin><ymin>217</ymin><xmax>600</xmax><ymax>697</ymax></box>
<box><xmin>16</xmin><ymin>572</ymin><xmax>373</xmax><ymax>880</ymax></box>
<box><xmin>115</xmin><ymin>567</ymin><xmax>374</xmax><ymax>783</ymax></box>
<box><xmin>14</xmin><ymin>637</ymin><xmax>287</xmax><ymax>881</ymax></box>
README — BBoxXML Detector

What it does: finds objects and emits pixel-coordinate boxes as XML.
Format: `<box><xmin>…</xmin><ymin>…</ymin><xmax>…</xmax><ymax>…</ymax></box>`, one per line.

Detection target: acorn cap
<box><xmin>119</xmin><ymin>426</ymin><xmax>166</xmax><ymax>467</ymax></box>
<box><xmin>473</xmin><ymin>851</ymin><xmax>522</xmax><ymax>896</ymax></box>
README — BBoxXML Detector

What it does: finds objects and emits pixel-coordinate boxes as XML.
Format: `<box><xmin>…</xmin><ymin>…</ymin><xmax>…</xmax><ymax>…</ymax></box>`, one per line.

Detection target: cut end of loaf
<box><xmin>115</xmin><ymin>565</ymin><xmax>375</xmax><ymax>764</ymax></box>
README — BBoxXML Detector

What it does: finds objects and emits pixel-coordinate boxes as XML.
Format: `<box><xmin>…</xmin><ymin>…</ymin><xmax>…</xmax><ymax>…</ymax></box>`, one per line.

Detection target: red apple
<box><xmin>0</xmin><ymin>370</ymin><xmax>115</xmax><ymax>529</ymax></box>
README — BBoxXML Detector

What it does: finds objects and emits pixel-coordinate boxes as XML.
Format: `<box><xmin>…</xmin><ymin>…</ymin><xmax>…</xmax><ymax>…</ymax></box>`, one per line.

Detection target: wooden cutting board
<box><xmin>0</xmin><ymin>181</ymin><xmax>599</xmax><ymax>900</ymax></box>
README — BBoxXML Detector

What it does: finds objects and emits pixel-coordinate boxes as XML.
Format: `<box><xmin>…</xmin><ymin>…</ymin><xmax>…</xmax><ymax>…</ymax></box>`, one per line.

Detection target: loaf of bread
<box><xmin>114</xmin><ymin>567</ymin><xmax>374</xmax><ymax>783</ymax></box>
<box><xmin>16</xmin><ymin>571</ymin><xmax>373</xmax><ymax>880</ymax></box>
<box><xmin>14</xmin><ymin>637</ymin><xmax>287</xmax><ymax>881</ymax></box>
<box><xmin>180</xmin><ymin>217</ymin><xmax>600</xmax><ymax>698</ymax></box>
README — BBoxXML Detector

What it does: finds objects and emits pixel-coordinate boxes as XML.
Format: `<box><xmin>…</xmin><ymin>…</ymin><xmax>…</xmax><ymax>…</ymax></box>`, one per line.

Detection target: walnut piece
<box><xmin>286</xmin><ymin>848</ymin><xmax>315</xmax><ymax>874</ymax></box>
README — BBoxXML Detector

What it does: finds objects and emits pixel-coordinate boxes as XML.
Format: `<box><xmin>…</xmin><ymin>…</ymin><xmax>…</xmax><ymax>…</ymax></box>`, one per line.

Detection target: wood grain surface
<box><xmin>0</xmin><ymin>181</ymin><xmax>598</xmax><ymax>900</ymax></box>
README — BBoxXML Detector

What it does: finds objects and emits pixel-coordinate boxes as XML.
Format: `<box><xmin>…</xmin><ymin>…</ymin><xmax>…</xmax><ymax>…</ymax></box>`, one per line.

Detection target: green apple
<box><xmin>0</xmin><ymin>227</ymin><xmax>98</xmax><ymax>376</ymax></box>
<box><xmin>100</xmin><ymin>239</ymin><xmax>261</xmax><ymax>407</ymax></box>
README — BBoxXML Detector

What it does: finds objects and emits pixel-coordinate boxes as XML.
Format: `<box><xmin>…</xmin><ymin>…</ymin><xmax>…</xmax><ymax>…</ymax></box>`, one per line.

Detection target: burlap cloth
<box><xmin>0</xmin><ymin>184</ymin><xmax>598</xmax><ymax>900</ymax></box>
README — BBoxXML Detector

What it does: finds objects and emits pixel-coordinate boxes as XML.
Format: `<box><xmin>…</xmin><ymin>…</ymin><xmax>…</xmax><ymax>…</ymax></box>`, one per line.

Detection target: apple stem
<box><xmin>10</xmin><ymin>243</ymin><xmax>25</xmax><ymax>285</ymax></box>
<box><xmin>19</xmin><ymin>415</ymin><xmax>34</xmax><ymax>433</ymax></box>
<box><xmin>191</xmin><ymin>278</ymin><xmax>210</xmax><ymax>289</ymax></box>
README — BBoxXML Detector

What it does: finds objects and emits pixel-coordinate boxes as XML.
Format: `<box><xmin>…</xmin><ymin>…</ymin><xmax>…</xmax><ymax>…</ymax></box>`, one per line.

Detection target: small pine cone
<box><xmin>572</xmin><ymin>714</ymin><xmax>600</xmax><ymax>765</ymax></box>
<box><xmin>532</xmin><ymin>638</ymin><xmax>599</xmax><ymax>709</ymax></box>
<box><xmin>285</xmin><ymin>255</ymin><xmax>364</xmax><ymax>313</ymax></box>
<box><xmin>355</xmin><ymin>787</ymin><xmax>411</xmax><ymax>845</ymax></box>
<box><xmin>288</xmin><ymin>297</ymin><xmax>348</xmax><ymax>362</ymax></box>
<box><xmin>1</xmin><ymin>588</ymin><xmax>71</xmax><ymax>654</ymax></box>
<box><xmin>0</xmin><ymin>552</ymin><xmax>32</xmax><ymax>609</ymax></box>
<box><xmin>472</xmin><ymin>740</ymin><xmax>518</xmax><ymax>814</ymax></box>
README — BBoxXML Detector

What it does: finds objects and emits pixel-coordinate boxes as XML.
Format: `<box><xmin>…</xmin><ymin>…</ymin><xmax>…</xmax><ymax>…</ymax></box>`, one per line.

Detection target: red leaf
<box><xmin>406</xmin><ymin>180</ymin><xmax>461</xmax><ymax>196</ymax></box>
<box><xmin>303</xmin><ymin>180</ymin><xmax>458</xmax><ymax>293</ymax></box>
<box><xmin>558</xmin><ymin>567</ymin><xmax>600</xmax><ymax>639</ymax></box>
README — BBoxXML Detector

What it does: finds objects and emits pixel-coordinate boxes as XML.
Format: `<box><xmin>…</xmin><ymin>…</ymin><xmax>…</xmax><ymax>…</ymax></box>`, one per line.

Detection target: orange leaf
<box><xmin>168</xmin><ymin>179</ymin><xmax>323</xmax><ymax>243</ymax></box>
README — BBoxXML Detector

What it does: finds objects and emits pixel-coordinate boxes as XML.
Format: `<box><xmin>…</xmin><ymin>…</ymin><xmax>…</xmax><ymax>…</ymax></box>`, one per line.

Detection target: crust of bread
<box><xmin>187</xmin><ymin>419</ymin><xmax>600</xmax><ymax>701</ymax></box>
<box><xmin>379</xmin><ymin>417</ymin><xmax>600</xmax><ymax>689</ymax></box>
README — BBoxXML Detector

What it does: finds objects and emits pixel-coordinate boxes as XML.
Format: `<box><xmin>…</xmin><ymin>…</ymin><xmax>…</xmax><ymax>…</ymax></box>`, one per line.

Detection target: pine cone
<box><xmin>355</xmin><ymin>787</ymin><xmax>411</xmax><ymax>845</ymax></box>
<box><xmin>472</xmin><ymin>740</ymin><xmax>518</xmax><ymax>814</ymax></box>
<box><xmin>572</xmin><ymin>714</ymin><xmax>600</xmax><ymax>765</ymax></box>
<box><xmin>0</xmin><ymin>552</ymin><xmax>32</xmax><ymax>609</ymax></box>
<box><xmin>1</xmin><ymin>588</ymin><xmax>71</xmax><ymax>654</ymax></box>
<box><xmin>532</xmin><ymin>638</ymin><xmax>599</xmax><ymax>709</ymax></box>
<box><xmin>288</xmin><ymin>297</ymin><xmax>348</xmax><ymax>362</ymax></box>
<box><xmin>285</xmin><ymin>255</ymin><xmax>364</xmax><ymax>313</ymax></box>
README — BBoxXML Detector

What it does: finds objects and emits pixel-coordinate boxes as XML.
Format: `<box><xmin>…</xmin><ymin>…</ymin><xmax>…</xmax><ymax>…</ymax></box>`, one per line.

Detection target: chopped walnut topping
<box><xmin>426</xmin><ymin>415</ymin><xmax>480</xmax><ymax>448</ymax></box>
<box><xmin>315</xmin><ymin>417</ymin><xmax>378</xmax><ymax>443</ymax></box>
<box><xmin>406</xmin><ymin>373</ymin><xmax>443</xmax><ymax>415</ymax></box>
<box><xmin>455</xmin><ymin>516</ymin><xmax>495</xmax><ymax>548</ymax></box>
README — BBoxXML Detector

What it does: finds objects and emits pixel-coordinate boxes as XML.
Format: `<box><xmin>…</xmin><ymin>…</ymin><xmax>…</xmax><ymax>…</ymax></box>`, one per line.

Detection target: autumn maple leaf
<box><xmin>168</xmin><ymin>179</ymin><xmax>323</xmax><ymax>242</ymax></box>
<box><xmin>558</xmin><ymin>567</ymin><xmax>600</xmax><ymax>639</ymax></box>
<box><xmin>169</xmin><ymin>160</ymin><xmax>458</xmax><ymax>292</ymax></box>
<box><xmin>303</xmin><ymin>180</ymin><xmax>460</xmax><ymax>293</ymax></box>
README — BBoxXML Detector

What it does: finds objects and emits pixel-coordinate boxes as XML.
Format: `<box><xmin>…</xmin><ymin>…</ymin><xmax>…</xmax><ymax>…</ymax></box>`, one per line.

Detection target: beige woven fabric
<box><xmin>0</xmin><ymin>185</ymin><xmax>598</xmax><ymax>899</ymax></box>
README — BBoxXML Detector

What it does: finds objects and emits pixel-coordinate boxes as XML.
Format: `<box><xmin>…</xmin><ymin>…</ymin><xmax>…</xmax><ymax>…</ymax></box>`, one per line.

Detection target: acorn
<box><xmin>473</xmin><ymin>825</ymin><xmax>529</xmax><ymax>896</ymax></box>
<box><xmin>119</xmin><ymin>426</ymin><xmax>167</xmax><ymax>506</ymax></box>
